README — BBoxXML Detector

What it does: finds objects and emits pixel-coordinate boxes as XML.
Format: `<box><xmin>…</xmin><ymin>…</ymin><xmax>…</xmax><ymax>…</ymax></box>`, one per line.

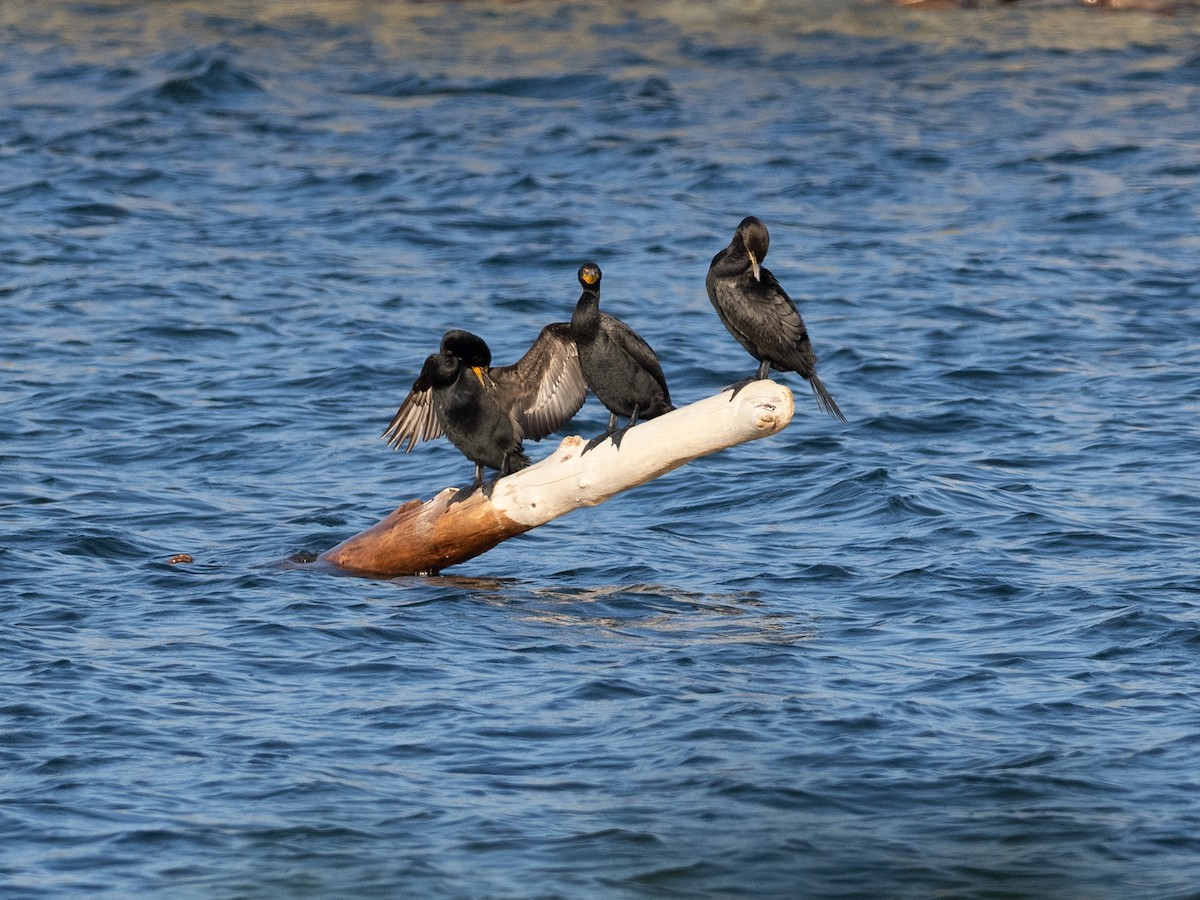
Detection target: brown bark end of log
<box><xmin>317</xmin><ymin>490</ymin><xmax>531</xmax><ymax>577</ymax></box>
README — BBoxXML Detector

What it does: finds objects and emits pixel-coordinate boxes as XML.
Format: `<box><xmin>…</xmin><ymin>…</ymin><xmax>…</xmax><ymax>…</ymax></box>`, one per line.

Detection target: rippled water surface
<box><xmin>4</xmin><ymin>1</ymin><xmax>1200</xmax><ymax>896</ymax></box>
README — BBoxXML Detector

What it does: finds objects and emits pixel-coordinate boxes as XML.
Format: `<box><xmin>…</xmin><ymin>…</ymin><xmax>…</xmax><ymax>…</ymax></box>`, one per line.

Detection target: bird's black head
<box><xmin>420</xmin><ymin>352</ymin><xmax>460</xmax><ymax>390</ymax></box>
<box><xmin>440</xmin><ymin>329</ymin><xmax>492</xmax><ymax>368</ymax></box>
<box><xmin>735</xmin><ymin>216</ymin><xmax>770</xmax><ymax>263</ymax></box>
<box><xmin>578</xmin><ymin>262</ymin><xmax>602</xmax><ymax>289</ymax></box>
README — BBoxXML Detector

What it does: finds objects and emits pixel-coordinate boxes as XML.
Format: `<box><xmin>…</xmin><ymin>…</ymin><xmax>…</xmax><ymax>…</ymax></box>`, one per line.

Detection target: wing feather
<box><xmin>382</xmin><ymin>355</ymin><xmax>445</xmax><ymax>452</ymax></box>
<box><xmin>490</xmin><ymin>322</ymin><xmax>588</xmax><ymax>441</ymax></box>
<box><xmin>755</xmin><ymin>267</ymin><xmax>808</xmax><ymax>348</ymax></box>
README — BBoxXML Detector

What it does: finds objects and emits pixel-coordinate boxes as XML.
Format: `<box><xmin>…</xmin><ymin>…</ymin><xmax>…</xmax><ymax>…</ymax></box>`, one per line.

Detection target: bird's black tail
<box><xmin>809</xmin><ymin>374</ymin><xmax>846</xmax><ymax>423</ymax></box>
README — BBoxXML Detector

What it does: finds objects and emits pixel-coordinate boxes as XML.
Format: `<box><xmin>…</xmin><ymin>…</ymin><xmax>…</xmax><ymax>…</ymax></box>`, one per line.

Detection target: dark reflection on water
<box><xmin>4</xmin><ymin>0</ymin><xmax>1200</xmax><ymax>896</ymax></box>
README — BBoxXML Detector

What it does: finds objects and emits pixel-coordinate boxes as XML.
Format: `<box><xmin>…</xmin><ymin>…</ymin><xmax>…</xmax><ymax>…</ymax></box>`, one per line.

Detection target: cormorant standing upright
<box><xmin>706</xmin><ymin>216</ymin><xmax>845</xmax><ymax>421</ymax></box>
<box><xmin>570</xmin><ymin>262</ymin><xmax>674</xmax><ymax>452</ymax></box>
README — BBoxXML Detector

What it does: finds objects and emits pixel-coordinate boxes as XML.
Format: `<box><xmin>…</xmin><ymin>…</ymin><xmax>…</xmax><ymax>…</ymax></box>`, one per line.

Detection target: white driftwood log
<box><xmin>318</xmin><ymin>380</ymin><xmax>794</xmax><ymax>577</ymax></box>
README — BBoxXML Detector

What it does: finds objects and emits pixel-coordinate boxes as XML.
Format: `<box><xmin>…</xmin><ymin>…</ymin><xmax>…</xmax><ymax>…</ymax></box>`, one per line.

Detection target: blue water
<box><xmin>4</xmin><ymin>1</ymin><xmax>1200</xmax><ymax>896</ymax></box>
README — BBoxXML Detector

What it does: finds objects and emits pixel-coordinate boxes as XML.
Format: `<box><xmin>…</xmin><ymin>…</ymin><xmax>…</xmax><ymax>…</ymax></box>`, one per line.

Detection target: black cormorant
<box><xmin>383</xmin><ymin>325</ymin><xmax>587</xmax><ymax>494</ymax></box>
<box><xmin>706</xmin><ymin>216</ymin><xmax>845</xmax><ymax>421</ymax></box>
<box><xmin>570</xmin><ymin>262</ymin><xmax>674</xmax><ymax>452</ymax></box>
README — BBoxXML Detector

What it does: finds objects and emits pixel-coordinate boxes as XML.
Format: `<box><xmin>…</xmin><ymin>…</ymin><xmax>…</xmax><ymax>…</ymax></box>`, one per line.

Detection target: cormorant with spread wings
<box><xmin>383</xmin><ymin>325</ymin><xmax>587</xmax><ymax>494</ymax></box>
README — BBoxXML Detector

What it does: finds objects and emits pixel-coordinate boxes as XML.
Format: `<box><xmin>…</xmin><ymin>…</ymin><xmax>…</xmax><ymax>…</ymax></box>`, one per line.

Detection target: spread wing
<box><xmin>382</xmin><ymin>354</ymin><xmax>444</xmax><ymax>452</ymax></box>
<box><xmin>490</xmin><ymin>322</ymin><xmax>588</xmax><ymax>441</ymax></box>
<box><xmin>600</xmin><ymin>313</ymin><xmax>672</xmax><ymax>403</ymax></box>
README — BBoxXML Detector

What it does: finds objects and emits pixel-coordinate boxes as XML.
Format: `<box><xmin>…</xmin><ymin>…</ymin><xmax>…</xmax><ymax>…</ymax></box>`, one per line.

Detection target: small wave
<box><xmin>59</xmin><ymin>529</ymin><xmax>154</xmax><ymax>562</ymax></box>
<box><xmin>352</xmin><ymin>71</ymin><xmax>619</xmax><ymax>102</ymax></box>
<box><xmin>126</xmin><ymin>324</ymin><xmax>239</xmax><ymax>342</ymax></box>
<box><xmin>1</xmin><ymin>179</ymin><xmax>54</xmax><ymax>201</ymax></box>
<box><xmin>569</xmin><ymin>678</ymin><xmax>656</xmax><ymax>701</ymax></box>
<box><xmin>1042</xmin><ymin>144</ymin><xmax>1142</xmax><ymax>165</ymax></box>
<box><xmin>58</xmin><ymin>202</ymin><xmax>130</xmax><ymax>225</ymax></box>
<box><xmin>155</xmin><ymin>57</ymin><xmax>264</xmax><ymax>103</ymax></box>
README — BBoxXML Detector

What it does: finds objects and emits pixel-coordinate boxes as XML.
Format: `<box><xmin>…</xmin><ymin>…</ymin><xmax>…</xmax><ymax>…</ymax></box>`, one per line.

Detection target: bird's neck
<box><xmin>720</xmin><ymin>247</ymin><xmax>753</xmax><ymax>279</ymax></box>
<box><xmin>571</xmin><ymin>291</ymin><xmax>601</xmax><ymax>338</ymax></box>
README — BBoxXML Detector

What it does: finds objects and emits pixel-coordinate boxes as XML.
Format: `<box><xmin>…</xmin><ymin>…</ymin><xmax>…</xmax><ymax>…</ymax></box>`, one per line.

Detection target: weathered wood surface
<box><xmin>317</xmin><ymin>380</ymin><xmax>795</xmax><ymax>577</ymax></box>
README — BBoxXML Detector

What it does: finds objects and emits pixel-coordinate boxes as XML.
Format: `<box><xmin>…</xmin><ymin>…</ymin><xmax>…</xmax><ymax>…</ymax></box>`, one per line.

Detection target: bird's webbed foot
<box><xmin>581</xmin><ymin>429</ymin><xmax>615</xmax><ymax>455</ymax></box>
<box><xmin>609</xmin><ymin>423</ymin><xmax>634</xmax><ymax>450</ymax></box>
<box><xmin>726</xmin><ymin>376</ymin><xmax>760</xmax><ymax>400</ymax></box>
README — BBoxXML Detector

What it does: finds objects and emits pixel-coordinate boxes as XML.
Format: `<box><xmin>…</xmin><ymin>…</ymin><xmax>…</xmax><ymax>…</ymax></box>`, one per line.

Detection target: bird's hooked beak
<box><xmin>748</xmin><ymin>249</ymin><xmax>762</xmax><ymax>282</ymax></box>
<box><xmin>472</xmin><ymin>365</ymin><xmax>486</xmax><ymax>384</ymax></box>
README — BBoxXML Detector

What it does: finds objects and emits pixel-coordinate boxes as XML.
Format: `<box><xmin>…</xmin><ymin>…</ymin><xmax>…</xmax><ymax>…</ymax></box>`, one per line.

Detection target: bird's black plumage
<box><xmin>383</xmin><ymin>325</ymin><xmax>587</xmax><ymax>492</ymax></box>
<box><xmin>570</xmin><ymin>262</ymin><xmax>673</xmax><ymax>451</ymax></box>
<box><xmin>706</xmin><ymin>216</ymin><xmax>845</xmax><ymax>421</ymax></box>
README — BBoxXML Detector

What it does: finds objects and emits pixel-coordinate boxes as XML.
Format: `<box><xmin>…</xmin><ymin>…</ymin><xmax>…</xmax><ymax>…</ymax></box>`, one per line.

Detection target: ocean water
<box><xmin>3</xmin><ymin>1</ymin><xmax>1200</xmax><ymax>896</ymax></box>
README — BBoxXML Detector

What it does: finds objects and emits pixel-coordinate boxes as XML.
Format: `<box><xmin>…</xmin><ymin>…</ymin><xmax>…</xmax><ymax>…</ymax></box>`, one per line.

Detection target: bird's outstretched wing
<box><xmin>382</xmin><ymin>354</ymin><xmax>445</xmax><ymax>452</ymax></box>
<box><xmin>491</xmin><ymin>322</ymin><xmax>588</xmax><ymax>441</ymax></box>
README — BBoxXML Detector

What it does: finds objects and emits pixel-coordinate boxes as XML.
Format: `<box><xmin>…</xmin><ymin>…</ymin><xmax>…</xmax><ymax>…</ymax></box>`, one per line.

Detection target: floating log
<box><xmin>316</xmin><ymin>380</ymin><xmax>795</xmax><ymax>578</ymax></box>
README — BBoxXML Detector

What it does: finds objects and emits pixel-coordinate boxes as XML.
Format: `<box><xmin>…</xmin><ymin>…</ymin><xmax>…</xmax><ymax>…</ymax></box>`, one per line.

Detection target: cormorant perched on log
<box><xmin>706</xmin><ymin>216</ymin><xmax>846</xmax><ymax>422</ymax></box>
<box><xmin>383</xmin><ymin>326</ymin><xmax>587</xmax><ymax>494</ymax></box>
<box><xmin>571</xmin><ymin>262</ymin><xmax>674</xmax><ymax>452</ymax></box>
